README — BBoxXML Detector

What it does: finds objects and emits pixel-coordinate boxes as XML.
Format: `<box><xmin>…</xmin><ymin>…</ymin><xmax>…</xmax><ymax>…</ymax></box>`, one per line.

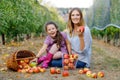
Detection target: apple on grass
<box><xmin>50</xmin><ymin>67</ymin><xmax>56</xmax><ymax>74</ymax></box>
<box><xmin>86</xmin><ymin>70</ymin><xmax>92</xmax><ymax>77</ymax></box>
<box><xmin>63</xmin><ymin>65</ymin><xmax>69</xmax><ymax>70</ymax></box>
<box><xmin>56</xmin><ymin>68</ymin><xmax>61</xmax><ymax>74</ymax></box>
<box><xmin>78</xmin><ymin>69</ymin><xmax>84</xmax><ymax>74</ymax></box>
<box><xmin>98</xmin><ymin>71</ymin><xmax>104</xmax><ymax>78</ymax></box>
<box><xmin>62</xmin><ymin>70</ymin><xmax>69</xmax><ymax>77</ymax></box>
<box><xmin>17</xmin><ymin>69</ymin><xmax>22</xmax><ymax>72</ymax></box>
<box><xmin>32</xmin><ymin>67</ymin><xmax>40</xmax><ymax>73</ymax></box>
<box><xmin>18</xmin><ymin>65</ymin><xmax>23</xmax><ymax>69</ymax></box>
<box><xmin>91</xmin><ymin>73</ymin><xmax>97</xmax><ymax>78</ymax></box>
<box><xmin>83</xmin><ymin>68</ymin><xmax>90</xmax><ymax>73</ymax></box>
<box><xmin>21</xmin><ymin>69</ymin><xmax>27</xmax><ymax>73</ymax></box>
<box><xmin>39</xmin><ymin>68</ymin><xmax>46</xmax><ymax>72</ymax></box>
<box><xmin>28</xmin><ymin>69</ymin><xmax>33</xmax><ymax>73</ymax></box>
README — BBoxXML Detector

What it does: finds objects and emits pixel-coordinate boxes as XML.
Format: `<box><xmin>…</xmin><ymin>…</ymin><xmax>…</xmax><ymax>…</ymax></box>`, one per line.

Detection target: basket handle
<box><xmin>12</xmin><ymin>51</ymin><xmax>17</xmax><ymax>62</ymax></box>
<box><xmin>16</xmin><ymin>56</ymin><xmax>36</xmax><ymax>60</ymax></box>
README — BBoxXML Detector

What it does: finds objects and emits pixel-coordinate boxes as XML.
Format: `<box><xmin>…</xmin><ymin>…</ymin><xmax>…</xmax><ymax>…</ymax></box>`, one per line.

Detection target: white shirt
<box><xmin>66</xmin><ymin>26</ymin><xmax>92</xmax><ymax>67</ymax></box>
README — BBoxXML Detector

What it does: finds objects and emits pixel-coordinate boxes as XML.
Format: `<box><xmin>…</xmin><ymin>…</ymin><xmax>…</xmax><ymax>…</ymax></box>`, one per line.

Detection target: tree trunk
<box><xmin>1</xmin><ymin>33</ymin><xmax>5</xmax><ymax>45</ymax></box>
<box><xmin>26</xmin><ymin>34</ymin><xmax>31</xmax><ymax>40</ymax></box>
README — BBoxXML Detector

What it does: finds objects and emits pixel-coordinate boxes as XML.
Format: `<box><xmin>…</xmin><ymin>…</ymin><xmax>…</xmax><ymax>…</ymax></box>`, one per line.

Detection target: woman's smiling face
<box><xmin>46</xmin><ymin>24</ymin><xmax>57</xmax><ymax>38</ymax></box>
<box><xmin>71</xmin><ymin>10</ymin><xmax>81</xmax><ymax>25</ymax></box>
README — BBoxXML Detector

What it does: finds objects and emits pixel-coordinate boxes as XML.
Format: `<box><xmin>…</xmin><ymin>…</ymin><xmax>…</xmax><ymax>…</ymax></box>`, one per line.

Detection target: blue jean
<box><xmin>49</xmin><ymin>58</ymin><xmax>86</xmax><ymax>68</ymax></box>
<box><xmin>49</xmin><ymin>58</ymin><xmax>62</xmax><ymax>67</ymax></box>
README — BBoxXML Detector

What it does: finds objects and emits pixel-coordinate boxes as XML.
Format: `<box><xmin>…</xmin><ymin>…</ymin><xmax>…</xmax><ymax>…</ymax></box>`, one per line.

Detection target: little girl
<box><xmin>31</xmin><ymin>21</ymin><xmax>71</xmax><ymax>68</ymax></box>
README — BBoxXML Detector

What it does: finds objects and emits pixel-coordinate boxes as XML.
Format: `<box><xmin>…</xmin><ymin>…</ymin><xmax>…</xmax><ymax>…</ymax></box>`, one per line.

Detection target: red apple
<box><xmin>63</xmin><ymin>59</ymin><xmax>69</xmax><ymax>65</ymax></box>
<box><xmin>69</xmin><ymin>54</ymin><xmax>74</xmax><ymax>59</ymax></box>
<box><xmin>33</xmin><ymin>67</ymin><xmax>40</xmax><ymax>73</ymax></box>
<box><xmin>78</xmin><ymin>26</ymin><xmax>84</xmax><ymax>32</ymax></box>
<box><xmin>62</xmin><ymin>70</ymin><xmax>69</xmax><ymax>77</ymax></box>
<box><xmin>56</xmin><ymin>68</ymin><xmax>61</xmax><ymax>74</ymax></box>
<box><xmin>86</xmin><ymin>70</ymin><xmax>92</xmax><ymax>77</ymax></box>
<box><xmin>73</xmin><ymin>54</ymin><xmax>78</xmax><ymax>59</ymax></box>
<box><xmin>28</xmin><ymin>69</ymin><xmax>33</xmax><ymax>73</ymax></box>
<box><xmin>91</xmin><ymin>73</ymin><xmax>97</xmax><ymax>78</ymax></box>
<box><xmin>17</xmin><ymin>69</ymin><xmax>22</xmax><ymax>72</ymax></box>
<box><xmin>63</xmin><ymin>54</ymin><xmax>69</xmax><ymax>59</ymax></box>
<box><xmin>83</xmin><ymin>68</ymin><xmax>90</xmax><ymax>73</ymax></box>
<box><xmin>50</xmin><ymin>67</ymin><xmax>56</xmax><ymax>74</ymax></box>
<box><xmin>97</xmin><ymin>71</ymin><xmax>104</xmax><ymax>78</ymax></box>
<box><xmin>78</xmin><ymin>69</ymin><xmax>84</xmax><ymax>74</ymax></box>
<box><xmin>21</xmin><ymin>69</ymin><xmax>26</xmax><ymax>73</ymax></box>
<box><xmin>24</xmin><ymin>65</ymin><xmax>30</xmax><ymax>69</ymax></box>
<box><xmin>18</xmin><ymin>60</ymin><xmax>25</xmax><ymax>65</ymax></box>
<box><xmin>18</xmin><ymin>65</ymin><xmax>23</xmax><ymax>69</ymax></box>
<box><xmin>63</xmin><ymin>65</ymin><xmax>69</xmax><ymax>70</ymax></box>
<box><xmin>40</xmin><ymin>68</ymin><xmax>46</xmax><ymax>72</ymax></box>
<box><xmin>68</xmin><ymin>63</ymin><xmax>74</xmax><ymax>69</ymax></box>
<box><xmin>69</xmin><ymin>58</ymin><xmax>74</xmax><ymax>63</ymax></box>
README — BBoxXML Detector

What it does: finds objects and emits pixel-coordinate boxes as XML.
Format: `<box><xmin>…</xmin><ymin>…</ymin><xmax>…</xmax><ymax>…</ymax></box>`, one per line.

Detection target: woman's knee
<box><xmin>76</xmin><ymin>60</ymin><xmax>86</xmax><ymax>68</ymax></box>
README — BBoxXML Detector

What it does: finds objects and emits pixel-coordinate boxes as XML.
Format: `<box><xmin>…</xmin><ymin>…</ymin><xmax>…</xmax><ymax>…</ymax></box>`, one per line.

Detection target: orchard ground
<box><xmin>0</xmin><ymin>37</ymin><xmax>120</xmax><ymax>80</ymax></box>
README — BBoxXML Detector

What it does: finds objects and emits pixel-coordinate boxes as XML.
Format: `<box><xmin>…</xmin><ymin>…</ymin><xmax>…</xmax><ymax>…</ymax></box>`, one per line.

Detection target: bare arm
<box><xmin>77</xmin><ymin>27</ymin><xmax>85</xmax><ymax>51</ymax></box>
<box><xmin>65</xmin><ymin>39</ymin><xmax>72</xmax><ymax>54</ymax></box>
<box><xmin>79</xmin><ymin>36</ymin><xmax>85</xmax><ymax>51</ymax></box>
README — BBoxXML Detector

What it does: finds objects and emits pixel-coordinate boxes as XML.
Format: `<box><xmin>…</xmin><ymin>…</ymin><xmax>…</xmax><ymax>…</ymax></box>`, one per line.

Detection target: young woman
<box><xmin>31</xmin><ymin>21</ymin><xmax>71</xmax><ymax>68</ymax></box>
<box><xmin>66</xmin><ymin>8</ymin><xmax>92</xmax><ymax>68</ymax></box>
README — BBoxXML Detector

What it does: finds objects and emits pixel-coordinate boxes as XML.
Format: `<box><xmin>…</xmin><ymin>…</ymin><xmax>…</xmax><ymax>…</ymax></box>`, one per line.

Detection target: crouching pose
<box><xmin>31</xmin><ymin>21</ymin><xmax>71</xmax><ymax>68</ymax></box>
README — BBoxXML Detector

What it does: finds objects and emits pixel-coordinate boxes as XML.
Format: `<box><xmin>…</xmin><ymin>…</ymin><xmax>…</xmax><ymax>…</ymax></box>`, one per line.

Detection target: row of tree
<box><xmin>0</xmin><ymin>0</ymin><xmax>66</xmax><ymax>45</ymax></box>
<box><xmin>85</xmin><ymin>0</ymin><xmax>120</xmax><ymax>47</ymax></box>
<box><xmin>91</xmin><ymin>26</ymin><xmax>120</xmax><ymax>47</ymax></box>
<box><xmin>86</xmin><ymin>0</ymin><xmax>120</xmax><ymax>28</ymax></box>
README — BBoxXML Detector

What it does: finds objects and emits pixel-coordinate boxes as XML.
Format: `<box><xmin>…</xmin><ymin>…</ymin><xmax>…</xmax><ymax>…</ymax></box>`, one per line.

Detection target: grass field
<box><xmin>0</xmin><ymin>37</ymin><xmax>120</xmax><ymax>80</ymax></box>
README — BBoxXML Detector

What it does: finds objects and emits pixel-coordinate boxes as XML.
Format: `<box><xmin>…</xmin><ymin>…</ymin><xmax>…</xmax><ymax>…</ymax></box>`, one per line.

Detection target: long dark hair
<box><xmin>44</xmin><ymin>21</ymin><xmax>64</xmax><ymax>48</ymax></box>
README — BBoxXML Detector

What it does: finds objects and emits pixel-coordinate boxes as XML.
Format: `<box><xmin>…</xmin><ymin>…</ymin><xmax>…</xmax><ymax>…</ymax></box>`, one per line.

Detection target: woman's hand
<box><xmin>77</xmin><ymin>26</ymin><xmax>84</xmax><ymax>38</ymax></box>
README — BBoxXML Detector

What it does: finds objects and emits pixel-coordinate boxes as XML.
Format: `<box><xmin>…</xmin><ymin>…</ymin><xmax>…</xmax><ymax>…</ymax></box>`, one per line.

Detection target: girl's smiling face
<box><xmin>46</xmin><ymin>24</ymin><xmax>57</xmax><ymax>38</ymax></box>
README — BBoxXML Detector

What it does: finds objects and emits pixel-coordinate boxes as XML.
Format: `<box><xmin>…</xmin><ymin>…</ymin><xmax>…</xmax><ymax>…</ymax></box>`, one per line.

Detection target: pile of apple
<box><xmin>17</xmin><ymin>59</ymin><xmax>46</xmax><ymax>73</ymax></box>
<box><xmin>78</xmin><ymin>68</ymin><xmax>104</xmax><ymax>78</ymax></box>
<box><xmin>50</xmin><ymin>67</ymin><xmax>69</xmax><ymax>77</ymax></box>
<box><xmin>63</xmin><ymin>54</ymin><xmax>78</xmax><ymax>70</ymax></box>
<box><xmin>49</xmin><ymin>54</ymin><xmax>78</xmax><ymax>77</ymax></box>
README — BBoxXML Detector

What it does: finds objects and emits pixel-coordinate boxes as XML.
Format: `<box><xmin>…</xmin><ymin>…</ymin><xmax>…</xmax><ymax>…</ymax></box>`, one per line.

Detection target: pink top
<box><xmin>44</xmin><ymin>32</ymin><xmax>68</xmax><ymax>54</ymax></box>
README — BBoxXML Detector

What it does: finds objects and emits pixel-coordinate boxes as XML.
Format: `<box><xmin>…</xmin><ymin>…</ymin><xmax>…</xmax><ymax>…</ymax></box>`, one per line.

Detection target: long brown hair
<box><xmin>67</xmin><ymin>8</ymin><xmax>85</xmax><ymax>37</ymax></box>
<box><xmin>44</xmin><ymin>21</ymin><xmax>64</xmax><ymax>48</ymax></box>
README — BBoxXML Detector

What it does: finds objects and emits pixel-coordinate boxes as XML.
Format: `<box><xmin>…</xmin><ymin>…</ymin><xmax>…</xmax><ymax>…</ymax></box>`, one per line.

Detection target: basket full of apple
<box><xmin>6</xmin><ymin>50</ymin><xmax>39</xmax><ymax>72</ymax></box>
<box><xmin>6</xmin><ymin>50</ymin><xmax>46</xmax><ymax>73</ymax></box>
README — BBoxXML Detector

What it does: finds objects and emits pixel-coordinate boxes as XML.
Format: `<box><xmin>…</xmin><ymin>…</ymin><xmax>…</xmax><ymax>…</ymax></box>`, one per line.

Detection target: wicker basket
<box><xmin>6</xmin><ymin>50</ymin><xmax>36</xmax><ymax>71</ymax></box>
